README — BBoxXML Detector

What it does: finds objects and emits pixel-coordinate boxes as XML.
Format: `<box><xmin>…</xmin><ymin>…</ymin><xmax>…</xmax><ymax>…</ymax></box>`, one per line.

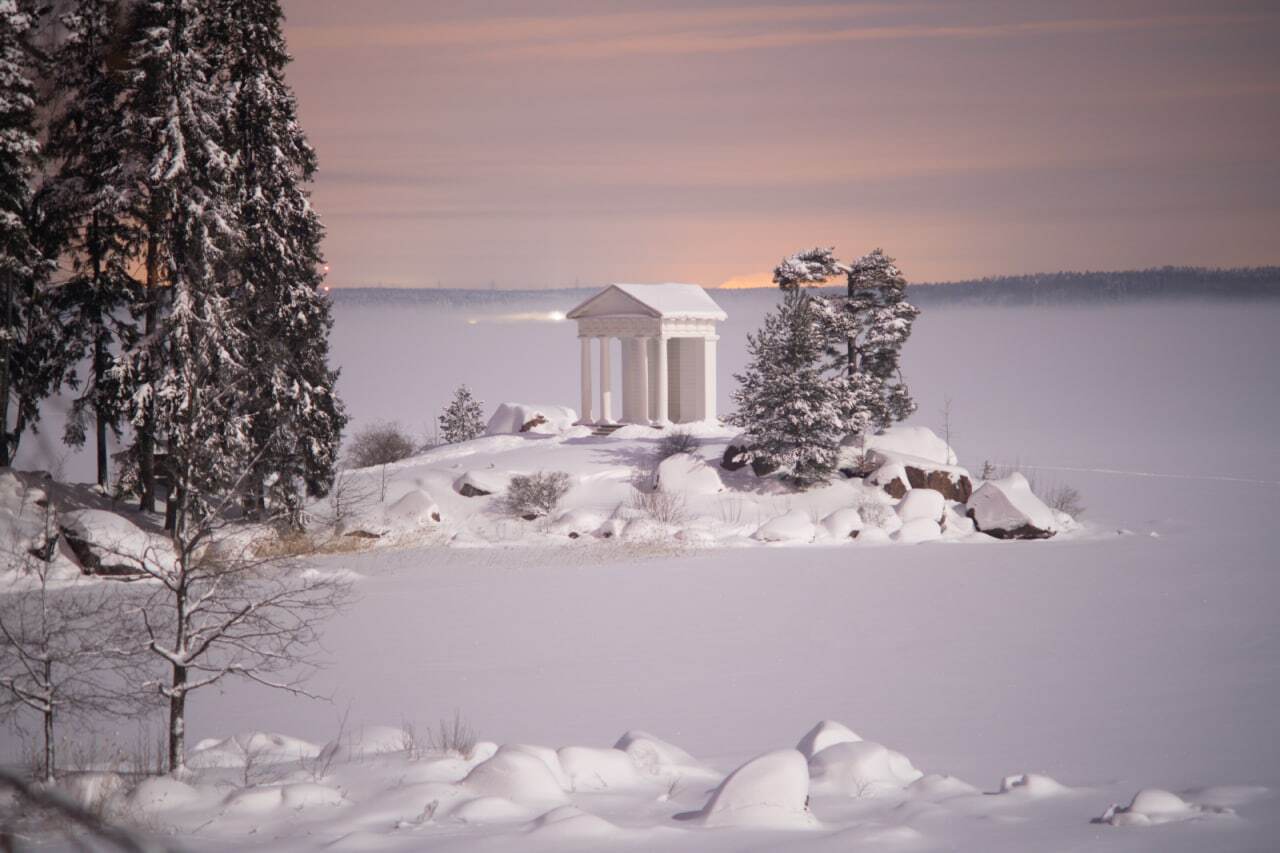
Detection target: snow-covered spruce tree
<box><xmin>772</xmin><ymin>246</ymin><xmax>844</xmax><ymax>291</ymax></box>
<box><xmin>45</xmin><ymin>0</ymin><xmax>140</xmax><ymax>489</ymax></box>
<box><xmin>728</xmin><ymin>292</ymin><xmax>845</xmax><ymax>488</ymax></box>
<box><xmin>439</xmin><ymin>384</ymin><xmax>485</xmax><ymax>444</ymax></box>
<box><xmin>0</xmin><ymin>1</ymin><xmax>65</xmax><ymax>468</ymax></box>
<box><xmin>210</xmin><ymin>0</ymin><xmax>345</xmax><ymax>523</ymax></box>
<box><xmin>828</xmin><ymin>249</ymin><xmax>920</xmax><ymax>428</ymax></box>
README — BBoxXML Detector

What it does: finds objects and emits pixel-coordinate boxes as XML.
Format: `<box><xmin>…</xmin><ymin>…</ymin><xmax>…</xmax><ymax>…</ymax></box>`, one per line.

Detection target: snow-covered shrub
<box><xmin>502</xmin><ymin>472</ymin><xmax>571</xmax><ymax>519</ymax></box>
<box><xmin>1042</xmin><ymin>483</ymin><xmax>1085</xmax><ymax>518</ymax></box>
<box><xmin>629</xmin><ymin>487</ymin><xmax>687</xmax><ymax>525</ymax></box>
<box><xmin>439</xmin><ymin>385</ymin><xmax>485</xmax><ymax>444</ymax></box>
<box><xmin>655</xmin><ymin>429</ymin><xmax>700</xmax><ymax>461</ymax></box>
<box><xmin>346</xmin><ymin>421</ymin><xmax>416</xmax><ymax>469</ymax></box>
<box><xmin>430</xmin><ymin>710</ymin><xmax>478</xmax><ymax>759</ymax></box>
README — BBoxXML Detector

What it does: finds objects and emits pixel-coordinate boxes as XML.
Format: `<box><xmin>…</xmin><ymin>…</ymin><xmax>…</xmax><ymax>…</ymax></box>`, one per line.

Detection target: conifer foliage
<box><xmin>213</xmin><ymin>0</ymin><xmax>345</xmax><ymax>519</ymax></box>
<box><xmin>0</xmin><ymin>1</ymin><xmax>62</xmax><ymax>467</ymax></box>
<box><xmin>439</xmin><ymin>385</ymin><xmax>485</xmax><ymax>444</ymax></box>
<box><xmin>728</xmin><ymin>293</ymin><xmax>845</xmax><ymax>487</ymax></box>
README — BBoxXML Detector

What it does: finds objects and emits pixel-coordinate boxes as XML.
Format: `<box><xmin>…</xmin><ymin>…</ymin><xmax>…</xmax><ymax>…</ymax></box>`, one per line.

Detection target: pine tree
<box><xmin>45</xmin><ymin>0</ymin><xmax>140</xmax><ymax>489</ymax></box>
<box><xmin>110</xmin><ymin>0</ymin><xmax>251</xmax><ymax>529</ymax></box>
<box><xmin>830</xmin><ymin>249</ymin><xmax>920</xmax><ymax>428</ymax></box>
<box><xmin>0</xmin><ymin>1</ymin><xmax>63</xmax><ymax>467</ymax></box>
<box><xmin>728</xmin><ymin>293</ymin><xmax>844</xmax><ymax>488</ymax></box>
<box><xmin>211</xmin><ymin>0</ymin><xmax>345</xmax><ymax>522</ymax></box>
<box><xmin>772</xmin><ymin>246</ymin><xmax>843</xmax><ymax>290</ymax></box>
<box><xmin>439</xmin><ymin>384</ymin><xmax>485</xmax><ymax>444</ymax></box>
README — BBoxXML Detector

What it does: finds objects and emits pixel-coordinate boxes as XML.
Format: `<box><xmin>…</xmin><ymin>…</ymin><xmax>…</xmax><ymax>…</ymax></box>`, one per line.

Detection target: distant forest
<box><xmin>910</xmin><ymin>266</ymin><xmax>1280</xmax><ymax>305</ymax></box>
<box><xmin>333</xmin><ymin>266</ymin><xmax>1280</xmax><ymax>307</ymax></box>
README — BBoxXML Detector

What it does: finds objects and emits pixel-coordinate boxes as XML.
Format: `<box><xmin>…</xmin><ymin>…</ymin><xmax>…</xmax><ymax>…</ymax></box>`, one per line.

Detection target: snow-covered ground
<box><xmin>4</xmin><ymin>294</ymin><xmax>1279</xmax><ymax>850</ymax></box>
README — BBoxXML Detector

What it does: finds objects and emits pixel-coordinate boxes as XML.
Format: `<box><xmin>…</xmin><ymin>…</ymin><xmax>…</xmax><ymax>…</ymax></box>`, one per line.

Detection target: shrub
<box><xmin>503</xmin><ymin>471</ymin><xmax>571</xmax><ymax>519</ymax></box>
<box><xmin>655</xmin><ymin>429</ymin><xmax>700</xmax><ymax>461</ymax></box>
<box><xmin>629</xmin><ymin>487</ymin><xmax>687</xmax><ymax>525</ymax></box>
<box><xmin>1042</xmin><ymin>483</ymin><xmax>1085</xmax><ymax>519</ymax></box>
<box><xmin>347</xmin><ymin>421</ymin><xmax>417</xmax><ymax>469</ymax></box>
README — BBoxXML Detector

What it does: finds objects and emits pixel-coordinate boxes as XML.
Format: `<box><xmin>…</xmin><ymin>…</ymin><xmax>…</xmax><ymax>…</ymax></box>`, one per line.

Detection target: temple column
<box><xmin>654</xmin><ymin>336</ymin><xmax>669</xmax><ymax>424</ymax></box>
<box><xmin>634</xmin><ymin>337</ymin><xmax>650</xmax><ymax>424</ymax></box>
<box><xmin>703</xmin><ymin>335</ymin><xmax>718</xmax><ymax>421</ymax></box>
<box><xmin>577</xmin><ymin>337</ymin><xmax>593</xmax><ymax>424</ymax></box>
<box><xmin>598</xmin><ymin>336</ymin><xmax>614</xmax><ymax>424</ymax></box>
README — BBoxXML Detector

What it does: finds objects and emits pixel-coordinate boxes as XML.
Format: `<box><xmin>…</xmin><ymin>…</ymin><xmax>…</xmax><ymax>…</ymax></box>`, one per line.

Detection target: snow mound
<box><xmin>820</xmin><ymin>507</ymin><xmax>864</xmax><ymax>540</ymax></box>
<box><xmin>896</xmin><ymin>489</ymin><xmax>946</xmax><ymax>524</ymax></box>
<box><xmin>997</xmin><ymin>772</ymin><xmax>1068</xmax><ymax>797</ymax></box>
<box><xmin>222</xmin><ymin>783</ymin><xmax>347</xmax><ymax>815</ymax></box>
<box><xmin>895</xmin><ymin>517</ymin><xmax>942</xmax><ymax>543</ymax></box>
<box><xmin>967</xmin><ymin>474</ymin><xmax>1059</xmax><ymax>539</ymax></box>
<box><xmin>908</xmin><ymin>773</ymin><xmax>980</xmax><ymax>800</ymax></box>
<box><xmin>856</xmin><ymin>527</ymin><xmax>892</xmax><ymax>544</ymax></box>
<box><xmin>1095</xmin><ymin>787</ymin><xmax>1234</xmax><ymax>826</ymax></box>
<box><xmin>60</xmin><ymin>508</ymin><xmax>176</xmax><ymax>575</ymax></box>
<box><xmin>506</xmin><ymin>744</ymin><xmax>572</xmax><ymax>790</ymax></box>
<box><xmin>59</xmin><ymin>772</ymin><xmax>127</xmax><ymax>810</ymax></box>
<box><xmin>528</xmin><ymin>804</ymin><xmax>620</xmax><ymax>839</ymax></box>
<box><xmin>318</xmin><ymin>725</ymin><xmax>409</xmax><ymax>764</ymax></box>
<box><xmin>548</xmin><ymin>509</ymin><xmax>603</xmax><ymax>539</ymax></box>
<box><xmin>485</xmin><ymin>403</ymin><xmax>577</xmax><ymax>435</ymax></box>
<box><xmin>655</xmin><ymin>453</ymin><xmax>723</xmax><ymax>496</ymax></box>
<box><xmin>754</xmin><ymin>510</ymin><xmax>816</xmax><ymax>543</ymax></box>
<box><xmin>188</xmin><ymin>732</ymin><xmax>320</xmax><ymax>769</ymax></box>
<box><xmin>557</xmin><ymin>746</ymin><xmax>647</xmax><ymax>792</ymax></box>
<box><xmin>865</xmin><ymin>425</ymin><xmax>957</xmax><ymax>466</ymax></box>
<box><xmin>384</xmin><ymin>489</ymin><xmax>441</xmax><ymax>526</ymax></box>
<box><xmin>808</xmin><ymin>740</ymin><xmax>924</xmax><ymax>797</ymax></box>
<box><xmin>450</xmin><ymin>795</ymin><xmax>539</xmax><ymax>824</ymax></box>
<box><xmin>686</xmin><ymin>749</ymin><xmax>814</xmax><ymax>829</ymax></box>
<box><xmin>461</xmin><ymin>746</ymin><xmax>569</xmax><ymax>804</ymax></box>
<box><xmin>127</xmin><ymin>776</ymin><xmax>203</xmax><ymax>813</ymax></box>
<box><xmin>455</xmin><ymin>469</ymin><xmax>511</xmax><ymax>497</ymax></box>
<box><xmin>613</xmin><ymin>730</ymin><xmax>701</xmax><ymax>776</ymax></box>
<box><xmin>796</xmin><ymin>720</ymin><xmax>862</xmax><ymax>760</ymax></box>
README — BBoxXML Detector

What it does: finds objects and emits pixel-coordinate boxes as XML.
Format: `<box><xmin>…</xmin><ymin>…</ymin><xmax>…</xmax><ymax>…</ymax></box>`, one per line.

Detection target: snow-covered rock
<box><xmin>462</xmin><ymin>746</ymin><xmax>569</xmax><ymax>805</ymax></box>
<box><xmin>895</xmin><ymin>518</ymin><xmax>942</xmax><ymax>543</ymax></box>
<box><xmin>865</xmin><ymin>425</ymin><xmax>958</xmax><ymax>466</ymax></box>
<box><xmin>614</xmin><ymin>730</ymin><xmax>703</xmax><ymax>777</ymax></box>
<box><xmin>384</xmin><ymin>489</ymin><xmax>441</xmax><ymax>525</ymax></box>
<box><xmin>908</xmin><ymin>773</ymin><xmax>980</xmax><ymax>800</ymax></box>
<box><xmin>753</xmin><ymin>510</ymin><xmax>816</xmax><ymax>543</ymax></box>
<box><xmin>654</xmin><ymin>453</ymin><xmax>723</xmax><ymax>496</ymax></box>
<box><xmin>685</xmin><ymin>749</ymin><xmax>813</xmax><ymax>829</ymax></box>
<box><xmin>820</xmin><ymin>508</ymin><xmax>864</xmax><ymax>540</ymax></box>
<box><xmin>796</xmin><ymin>720</ymin><xmax>861</xmax><ymax>760</ymax></box>
<box><xmin>1095</xmin><ymin>788</ymin><xmax>1233</xmax><ymax>826</ymax></box>
<box><xmin>966</xmin><ymin>473</ymin><xmax>1059</xmax><ymax>540</ymax></box>
<box><xmin>485</xmin><ymin>403</ymin><xmax>577</xmax><ymax>436</ymax></box>
<box><xmin>896</xmin><ymin>488</ymin><xmax>946</xmax><ymax>524</ymax></box>
<box><xmin>455</xmin><ymin>469</ymin><xmax>511</xmax><ymax>498</ymax></box>
<box><xmin>807</xmin><ymin>740</ymin><xmax>924</xmax><ymax>797</ymax></box>
<box><xmin>548</xmin><ymin>509</ymin><xmax>603</xmax><ymax>539</ymax></box>
<box><xmin>998</xmin><ymin>772</ymin><xmax>1068</xmax><ymax>797</ymax></box>
<box><xmin>866</xmin><ymin>460</ymin><xmax>910</xmax><ymax>498</ymax></box>
<box><xmin>59</xmin><ymin>509</ymin><xmax>176</xmax><ymax>575</ymax></box>
<box><xmin>189</xmin><ymin>732</ymin><xmax>320</xmax><ymax>769</ymax></box>
<box><xmin>557</xmin><ymin>746</ymin><xmax>646</xmax><ymax>792</ymax></box>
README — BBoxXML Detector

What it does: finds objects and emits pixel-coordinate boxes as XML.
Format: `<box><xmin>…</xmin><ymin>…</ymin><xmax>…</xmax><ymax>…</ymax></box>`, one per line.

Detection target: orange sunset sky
<box><xmin>280</xmin><ymin>0</ymin><xmax>1280</xmax><ymax>289</ymax></box>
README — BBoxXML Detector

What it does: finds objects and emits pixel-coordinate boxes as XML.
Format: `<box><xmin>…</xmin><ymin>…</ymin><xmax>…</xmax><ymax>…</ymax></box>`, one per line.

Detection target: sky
<box><xmin>279</xmin><ymin>0</ymin><xmax>1280</xmax><ymax>289</ymax></box>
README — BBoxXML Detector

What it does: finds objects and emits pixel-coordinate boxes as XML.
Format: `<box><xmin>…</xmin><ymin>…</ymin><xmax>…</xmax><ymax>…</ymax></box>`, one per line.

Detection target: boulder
<box><xmin>865</xmin><ymin>425</ymin><xmax>957</xmax><ymax>466</ymax></box>
<box><xmin>966</xmin><ymin>473</ymin><xmax>1058</xmax><ymax>540</ymax></box>
<box><xmin>867</xmin><ymin>462</ymin><xmax>909</xmax><ymax>499</ymax></box>
<box><xmin>820</xmin><ymin>508</ymin><xmax>864</xmax><ymax>540</ymax></box>
<box><xmin>485</xmin><ymin>403</ymin><xmax>577</xmax><ymax>436</ymax></box>
<box><xmin>59</xmin><ymin>509</ymin><xmax>175</xmax><ymax>576</ymax></box>
<box><xmin>681</xmin><ymin>749</ymin><xmax>812</xmax><ymax>828</ymax></box>
<box><xmin>655</xmin><ymin>453</ymin><xmax>723</xmax><ymax>496</ymax></box>
<box><xmin>753</xmin><ymin>510</ymin><xmax>816</xmax><ymax>543</ymax></box>
<box><xmin>455</xmin><ymin>469</ymin><xmax>510</xmax><ymax>498</ymax></box>
<box><xmin>904</xmin><ymin>465</ymin><xmax>973</xmax><ymax>503</ymax></box>
<box><xmin>866</xmin><ymin>449</ymin><xmax>973</xmax><ymax>502</ymax></box>
<box><xmin>896</xmin><ymin>489</ymin><xmax>946</xmax><ymax>524</ymax></box>
<box><xmin>808</xmin><ymin>740</ymin><xmax>923</xmax><ymax>797</ymax></box>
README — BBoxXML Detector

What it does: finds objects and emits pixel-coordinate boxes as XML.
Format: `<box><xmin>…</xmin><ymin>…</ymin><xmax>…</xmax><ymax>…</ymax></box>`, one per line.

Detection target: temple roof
<box><xmin>566</xmin><ymin>283</ymin><xmax>727</xmax><ymax>322</ymax></box>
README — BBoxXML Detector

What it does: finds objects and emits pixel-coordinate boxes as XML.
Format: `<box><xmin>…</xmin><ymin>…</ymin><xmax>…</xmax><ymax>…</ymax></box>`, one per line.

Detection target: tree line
<box><xmin>1</xmin><ymin>0</ymin><xmax>345</xmax><ymax>528</ymax></box>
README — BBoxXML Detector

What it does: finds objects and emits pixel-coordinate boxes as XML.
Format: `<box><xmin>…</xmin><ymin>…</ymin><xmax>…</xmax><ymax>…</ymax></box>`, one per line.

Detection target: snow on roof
<box><xmin>567</xmin><ymin>283</ymin><xmax>727</xmax><ymax>321</ymax></box>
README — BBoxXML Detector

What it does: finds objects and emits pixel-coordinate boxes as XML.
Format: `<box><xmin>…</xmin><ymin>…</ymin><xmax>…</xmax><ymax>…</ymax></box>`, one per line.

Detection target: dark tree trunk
<box><xmin>168</xmin><ymin>666</ymin><xmax>186</xmax><ymax>775</ymax></box>
<box><xmin>93</xmin><ymin>332</ymin><xmax>110</xmax><ymax>489</ymax></box>
<box><xmin>138</xmin><ymin>227</ymin><xmax>160</xmax><ymax>513</ymax></box>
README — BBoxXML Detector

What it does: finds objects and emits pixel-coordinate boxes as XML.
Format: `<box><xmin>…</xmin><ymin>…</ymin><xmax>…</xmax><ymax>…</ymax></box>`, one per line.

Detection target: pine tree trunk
<box><xmin>0</xmin><ymin>271</ymin><xmax>12</xmax><ymax>468</ymax></box>
<box><xmin>138</xmin><ymin>227</ymin><xmax>160</xmax><ymax>513</ymax></box>
<box><xmin>94</xmin><ymin>332</ymin><xmax>109</xmax><ymax>489</ymax></box>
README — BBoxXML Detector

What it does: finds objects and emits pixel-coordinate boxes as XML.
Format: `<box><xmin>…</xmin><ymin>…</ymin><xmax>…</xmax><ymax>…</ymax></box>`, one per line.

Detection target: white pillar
<box><xmin>654</xmin><ymin>336</ymin><xmax>669</xmax><ymax>424</ymax></box>
<box><xmin>635</xmin><ymin>337</ymin><xmax>650</xmax><ymax>424</ymax></box>
<box><xmin>599</xmin><ymin>337</ymin><xmax>614</xmax><ymax>424</ymax></box>
<box><xmin>703</xmin><ymin>335</ymin><xmax>718</xmax><ymax>422</ymax></box>
<box><xmin>578</xmin><ymin>337</ymin><xmax>593</xmax><ymax>424</ymax></box>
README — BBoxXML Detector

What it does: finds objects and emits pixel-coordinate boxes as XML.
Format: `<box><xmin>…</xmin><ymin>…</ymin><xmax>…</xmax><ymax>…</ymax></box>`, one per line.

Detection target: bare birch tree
<box><xmin>0</xmin><ymin>480</ymin><xmax>142</xmax><ymax>783</ymax></box>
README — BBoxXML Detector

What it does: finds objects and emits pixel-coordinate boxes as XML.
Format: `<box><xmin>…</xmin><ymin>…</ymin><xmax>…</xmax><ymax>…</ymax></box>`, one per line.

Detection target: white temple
<box><xmin>565</xmin><ymin>284</ymin><xmax>727</xmax><ymax>426</ymax></box>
